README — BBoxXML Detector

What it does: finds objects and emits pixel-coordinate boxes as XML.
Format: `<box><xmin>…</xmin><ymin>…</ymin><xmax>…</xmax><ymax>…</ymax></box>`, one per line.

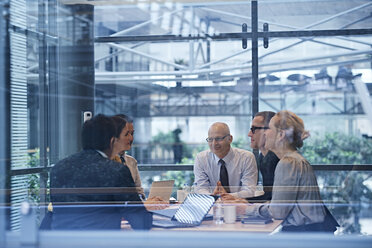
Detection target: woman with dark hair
<box><xmin>49</xmin><ymin>114</ymin><xmax>152</xmax><ymax>230</ymax></box>
<box><xmin>111</xmin><ymin>115</ymin><xmax>145</xmax><ymax>198</ymax></box>
<box><xmin>223</xmin><ymin>110</ymin><xmax>338</xmax><ymax>233</ymax></box>
<box><xmin>110</xmin><ymin>115</ymin><xmax>167</xmax><ymax>211</ymax></box>
<box><xmin>81</xmin><ymin>114</ymin><xmax>128</xmax><ymax>160</ymax></box>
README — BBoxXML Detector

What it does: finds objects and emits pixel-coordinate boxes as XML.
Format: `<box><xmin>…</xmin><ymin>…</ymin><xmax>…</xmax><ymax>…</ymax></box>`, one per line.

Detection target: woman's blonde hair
<box><xmin>272</xmin><ymin>110</ymin><xmax>310</xmax><ymax>149</ymax></box>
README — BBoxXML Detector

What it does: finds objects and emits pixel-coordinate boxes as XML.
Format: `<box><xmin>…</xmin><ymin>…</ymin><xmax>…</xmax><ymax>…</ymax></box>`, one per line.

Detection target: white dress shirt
<box><xmin>123</xmin><ymin>154</ymin><xmax>145</xmax><ymax>198</ymax></box>
<box><xmin>96</xmin><ymin>150</ymin><xmax>108</xmax><ymax>158</ymax></box>
<box><xmin>194</xmin><ymin>147</ymin><xmax>258</xmax><ymax>198</ymax></box>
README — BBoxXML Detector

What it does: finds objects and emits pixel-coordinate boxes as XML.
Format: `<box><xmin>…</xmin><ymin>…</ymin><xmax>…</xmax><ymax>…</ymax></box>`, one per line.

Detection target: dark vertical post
<box><xmin>251</xmin><ymin>0</ymin><xmax>259</xmax><ymax>160</ymax></box>
<box><xmin>48</xmin><ymin>1</ymin><xmax>59</xmax><ymax>165</ymax></box>
<box><xmin>251</xmin><ymin>0</ymin><xmax>258</xmax><ymax>118</ymax></box>
<box><xmin>0</xmin><ymin>1</ymin><xmax>10</xmax><ymax>244</ymax></box>
<box><xmin>38</xmin><ymin>0</ymin><xmax>49</xmax><ymax>217</ymax></box>
<box><xmin>206</xmin><ymin>18</ymin><xmax>211</xmax><ymax>67</ymax></box>
<box><xmin>55</xmin><ymin>4</ymin><xmax>95</xmax><ymax>161</ymax></box>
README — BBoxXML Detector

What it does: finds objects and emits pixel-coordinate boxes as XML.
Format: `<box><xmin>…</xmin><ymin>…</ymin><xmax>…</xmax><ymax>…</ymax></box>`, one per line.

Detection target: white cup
<box><xmin>223</xmin><ymin>205</ymin><xmax>236</xmax><ymax>224</ymax></box>
<box><xmin>177</xmin><ymin>190</ymin><xmax>187</xmax><ymax>203</ymax></box>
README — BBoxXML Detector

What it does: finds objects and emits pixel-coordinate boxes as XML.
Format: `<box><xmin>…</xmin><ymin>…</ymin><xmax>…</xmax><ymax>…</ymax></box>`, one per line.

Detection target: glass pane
<box><xmin>2</xmin><ymin>0</ymin><xmax>372</xmax><ymax>242</ymax></box>
<box><xmin>257</xmin><ymin>0</ymin><xmax>372</xmax><ymax>31</ymax></box>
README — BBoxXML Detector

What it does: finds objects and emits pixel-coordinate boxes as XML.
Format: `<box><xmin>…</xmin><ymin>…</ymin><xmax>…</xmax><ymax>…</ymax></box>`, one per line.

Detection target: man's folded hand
<box><xmin>220</xmin><ymin>193</ymin><xmax>250</xmax><ymax>216</ymax></box>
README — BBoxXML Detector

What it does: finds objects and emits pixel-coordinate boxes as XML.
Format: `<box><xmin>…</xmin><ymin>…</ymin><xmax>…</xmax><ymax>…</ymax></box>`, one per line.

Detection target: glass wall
<box><xmin>1</xmin><ymin>0</ymin><xmax>372</xmax><ymax>244</ymax></box>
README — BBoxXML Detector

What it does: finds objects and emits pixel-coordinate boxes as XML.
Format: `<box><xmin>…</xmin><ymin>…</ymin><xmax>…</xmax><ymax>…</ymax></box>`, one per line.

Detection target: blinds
<box><xmin>9</xmin><ymin>0</ymin><xmax>29</xmax><ymax>231</ymax></box>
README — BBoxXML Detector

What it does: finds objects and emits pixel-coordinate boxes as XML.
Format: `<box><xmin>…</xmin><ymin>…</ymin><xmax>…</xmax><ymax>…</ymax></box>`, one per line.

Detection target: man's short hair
<box><xmin>82</xmin><ymin>114</ymin><xmax>116</xmax><ymax>151</ymax></box>
<box><xmin>255</xmin><ymin>111</ymin><xmax>276</xmax><ymax>127</ymax></box>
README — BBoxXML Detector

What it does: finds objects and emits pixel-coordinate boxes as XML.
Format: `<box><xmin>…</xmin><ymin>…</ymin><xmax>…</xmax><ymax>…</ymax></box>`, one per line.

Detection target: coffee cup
<box><xmin>223</xmin><ymin>205</ymin><xmax>236</xmax><ymax>224</ymax></box>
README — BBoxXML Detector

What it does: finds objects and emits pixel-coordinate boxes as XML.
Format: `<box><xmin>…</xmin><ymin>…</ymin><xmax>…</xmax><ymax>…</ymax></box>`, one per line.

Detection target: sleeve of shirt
<box><xmin>231</xmin><ymin>151</ymin><xmax>258</xmax><ymax>198</ymax></box>
<box><xmin>193</xmin><ymin>153</ymin><xmax>212</xmax><ymax>194</ymax></box>
<box><xmin>259</xmin><ymin>157</ymin><xmax>300</xmax><ymax>219</ymax></box>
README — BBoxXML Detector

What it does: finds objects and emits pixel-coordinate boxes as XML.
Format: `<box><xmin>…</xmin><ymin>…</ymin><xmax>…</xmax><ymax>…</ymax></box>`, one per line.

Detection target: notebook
<box><xmin>241</xmin><ymin>216</ymin><xmax>273</xmax><ymax>224</ymax></box>
<box><xmin>147</xmin><ymin>180</ymin><xmax>175</xmax><ymax>201</ymax></box>
<box><xmin>152</xmin><ymin>193</ymin><xmax>216</xmax><ymax>228</ymax></box>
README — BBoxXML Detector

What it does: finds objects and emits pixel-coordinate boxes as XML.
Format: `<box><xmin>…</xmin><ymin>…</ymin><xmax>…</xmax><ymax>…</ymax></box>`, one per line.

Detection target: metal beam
<box><xmin>260</xmin><ymin>49</ymin><xmax>372</xmax><ymax>68</ymax></box>
<box><xmin>8</xmin><ymin>162</ymin><xmax>372</xmax><ymax>175</ymax></box>
<box><xmin>94</xmin><ymin>57</ymin><xmax>371</xmax><ymax>84</ymax></box>
<box><xmin>106</xmin><ymin>42</ymin><xmax>187</xmax><ymax>70</ymax></box>
<box><xmin>95</xmin><ymin>28</ymin><xmax>372</xmax><ymax>42</ymax></box>
<box><xmin>324</xmin><ymin>98</ymin><xmax>344</xmax><ymax>113</ymax></box>
<box><xmin>354</xmin><ymin>76</ymin><xmax>372</xmax><ymax>130</ymax></box>
<box><xmin>303</xmin><ymin>2</ymin><xmax>372</xmax><ymax>30</ymax></box>
<box><xmin>259</xmin><ymin>57</ymin><xmax>371</xmax><ymax>76</ymax></box>
<box><xmin>259</xmin><ymin>98</ymin><xmax>280</xmax><ymax>112</ymax></box>
<box><xmin>0</xmin><ymin>0</ymin><xmax>10</xmax><ymax>243</ymax></box>
<box><xmin>251</xmin><ymin>0</ymin><xmax>258</xmax><ymax>117</ymax></box>
<box><xmin>198</xmin><ymin>3</ymin><xmax>372</xmax><ymax>68</ymax></box>
<box><xmin>96</xmin><ymin>5</ymin><xmax>209</xmax><ymax>69</ymax></box>
<box><xmin>201</xmin><ymin>6</ymin><xmax>298</xmax><ymax>30</ymax></box>
<box><xmin>253</xmin><ymin>9</ymin><xmax>372</xmax><ymax>64</ymax></box>
<box><xmin>111</xmin><ymin>8</ymin><xmax>183</xmax><ymax>37</ymax></box>
<box><xmin>93</xmin><ymin>2</ymin><xmax>372</xmax><ymax>73</ymax></box>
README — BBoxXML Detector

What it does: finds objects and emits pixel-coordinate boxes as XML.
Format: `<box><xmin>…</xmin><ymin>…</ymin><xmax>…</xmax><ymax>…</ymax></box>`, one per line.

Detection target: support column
<box><xmin>251</xmin><ymin>0</ymin><xmax>258</xmax><ymax>118</ymax></box>
<box><xmin>0</xmin><ymin>0</ymin><xmax>10</xmax><ymax>240</ymax></box>
<box><xmin>251</xmin><ymin>0</ymin><xmax>259</xmax><ymax>159</ymax></box>
<box><xmin>55</xmin><ymin>4</ymin><xmax>95</xmax><ymax>160</ymax></box>
<box><xmin>189</xmin><ymin>6</ymin><xmax>195</xmax><ymax>71</ymax></box>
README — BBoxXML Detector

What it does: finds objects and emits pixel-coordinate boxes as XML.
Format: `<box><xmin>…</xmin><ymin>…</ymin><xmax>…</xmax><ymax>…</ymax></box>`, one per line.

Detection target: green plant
<box><xmin>301</xmin><ymin>133</ymin><xmax>372</xmax><ymax>234</ymax></box>
<box><xmin>232</xmin><ymin>137</ymin><xmax>250</xmax><ymax>150</ymax></box>
<box><xmin>302</xmin><ymin>132</ymin><xmax>372</xmax><ymax>164</ymax></box>
<box><xmin>27</xmin><ymin>149</ymin><xmax>41</xmax><ymax>204</ymax></box>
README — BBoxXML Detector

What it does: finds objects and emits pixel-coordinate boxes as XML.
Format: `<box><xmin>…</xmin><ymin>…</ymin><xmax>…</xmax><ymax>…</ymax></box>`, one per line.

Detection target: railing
<box><xmin>9</xmin><ymin>164</ymin><xmax>372</xmax><ymax>176</ymax></box>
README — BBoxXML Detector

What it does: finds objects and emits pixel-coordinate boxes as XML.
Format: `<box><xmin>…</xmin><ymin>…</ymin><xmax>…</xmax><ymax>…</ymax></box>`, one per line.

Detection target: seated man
<box><xmin>247</xmin><ymin>111</ymin><xmax>279</xmax><ymax>202</ymax></box>
<box><xmin>193</xmin><ymin>122</ymin><xmax>257</xmax><ymax>198</ymax></box>
<box><xmin>50</xmin><ymin>114</ymin><xmax>152</xmax><ymax>230</ymax></box>
<box><xmin>221</xmin><ymin>111</ymin><xmax>339</xmax><ymax>233</ymax></box>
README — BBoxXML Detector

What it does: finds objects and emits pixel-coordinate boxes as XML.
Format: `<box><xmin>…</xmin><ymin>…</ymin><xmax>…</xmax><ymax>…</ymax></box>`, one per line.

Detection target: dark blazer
<box><xmin>50</xmin><ymin>149</ymin><xmax>152</xmax><ymax>230</ymax></box>
<box><xmin>247</xmin><ymin>150</ymin><xmax>279</xmax><ymax>202</ymax></box>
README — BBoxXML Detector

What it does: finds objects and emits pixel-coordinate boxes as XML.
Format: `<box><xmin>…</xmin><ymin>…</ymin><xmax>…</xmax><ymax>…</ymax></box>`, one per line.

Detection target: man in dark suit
<box><xmin>50</xmin><ymin>114</ymin><xmax>152</xmax><ymax>230</ymax></box>
<box><xmin>247</xmin><ymin>111</ymin><xmax>279</xmax><ymax>202</ymax></box>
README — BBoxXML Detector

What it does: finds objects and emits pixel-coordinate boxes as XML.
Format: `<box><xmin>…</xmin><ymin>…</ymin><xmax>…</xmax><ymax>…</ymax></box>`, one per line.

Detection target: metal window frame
<box><xmin>2</xmin><ymin>0</ymin><xmax>372</xmax><ymax>240</ymax></box>
<box><xmin>0</xmin><ymin>0</ymin><xmax>11</xmax><ymax>244</ymax></box>
<box><xmin>8</xmin><ymin>164</ymin><xmax>372</xmax><ymax>176</ymax></box>
<box><xmin>93</xmin><ymin>0</ymin><xmax>372</xmax><ymax>121</ymax></box>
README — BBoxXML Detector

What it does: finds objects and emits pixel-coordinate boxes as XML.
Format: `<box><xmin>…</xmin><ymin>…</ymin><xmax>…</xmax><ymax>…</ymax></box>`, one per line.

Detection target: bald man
<box><xmin>193</xmin><ymin>122</ymin><xmax>257</xmax><ymax>198</ymax></box>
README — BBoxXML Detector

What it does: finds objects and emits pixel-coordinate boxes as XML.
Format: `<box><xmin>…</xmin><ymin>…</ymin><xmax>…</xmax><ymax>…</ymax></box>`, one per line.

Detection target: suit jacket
<box><xmin>50</xmin><ymin>149</ymin><xmax>152</xmax><ymax>230</ymax></box>
<box><xmin>247</xmin><ymin>150</ymin><xmax>279</xmax><ymax>202</ymax></box>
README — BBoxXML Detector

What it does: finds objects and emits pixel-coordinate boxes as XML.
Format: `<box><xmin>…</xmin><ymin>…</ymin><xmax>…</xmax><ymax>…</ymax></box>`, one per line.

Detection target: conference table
<box><xmin>122</xmin><ymin>191</ymin><xmax>282</xmax><ymax>233</ymax></box>
<box><xmin>151</xmin><ymin>216</ymin><xmax>283</xmax><ymax>233</ymax></box>
<box><xmin>150</xmin><ymin>201</ymin><xmax>282</xmax><ymax>233</ymax></box>
<box><xmin>121</xmin><ymin>204</ymin><xmax>282</xmax><ymax>233</ymax></box>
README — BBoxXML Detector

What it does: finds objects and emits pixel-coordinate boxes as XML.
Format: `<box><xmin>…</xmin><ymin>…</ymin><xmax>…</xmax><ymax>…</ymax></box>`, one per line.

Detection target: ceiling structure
<box><xmin>61</xmin><ymin>0</ymin><xmax>372</xmax><ymax>118</ymax></box>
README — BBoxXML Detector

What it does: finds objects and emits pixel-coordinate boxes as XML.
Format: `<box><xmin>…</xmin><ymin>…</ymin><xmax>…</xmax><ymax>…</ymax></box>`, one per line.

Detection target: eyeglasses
<box><xmin>206</xmin><ymin>134</ymin><xmax>230</xmax><ymax>143</ymax></box>
<box><xmin>250</xmin><ymin>126</ymin><xmax>269</xmax><ymax>134</ymax></box>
